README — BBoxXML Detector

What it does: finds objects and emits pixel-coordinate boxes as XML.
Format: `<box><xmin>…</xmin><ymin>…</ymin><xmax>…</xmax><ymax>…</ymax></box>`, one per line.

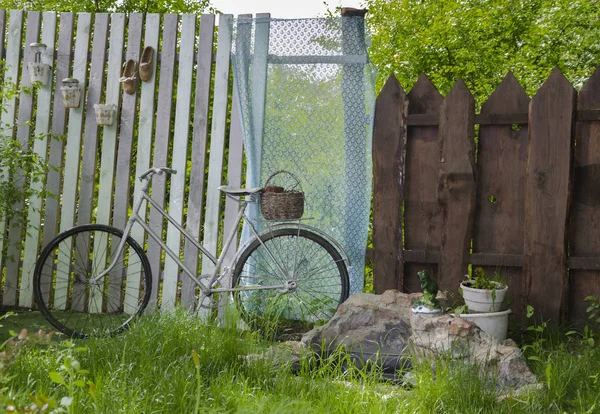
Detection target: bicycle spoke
<box><xmin>233</xmin><ymin>228</ymin><xmax>349</xmax><ymax>332</ymax></box>
<box><xmin>34</xmin><ymin>225</ymin><xmax>151</xmax><ymax>338</ymax></box>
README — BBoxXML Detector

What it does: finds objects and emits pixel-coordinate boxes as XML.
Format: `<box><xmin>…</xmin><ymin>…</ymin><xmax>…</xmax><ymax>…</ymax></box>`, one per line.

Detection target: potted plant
<box><xmin>460</xmin><ymin>267</ymin><xmax>508</xmax><ymax>313</ymax></box>
<box><xmin>457</xmin><ymin>267</ymin><xmax>511</xmax><ymax>340</ymax></box>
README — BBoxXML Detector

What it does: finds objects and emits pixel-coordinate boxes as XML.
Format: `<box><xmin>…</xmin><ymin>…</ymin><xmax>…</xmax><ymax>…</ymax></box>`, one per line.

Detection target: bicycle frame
<box><xmin>92</xmin><ymin>169</ymin><xmax>290</xmax><ymax>296</ymax></box>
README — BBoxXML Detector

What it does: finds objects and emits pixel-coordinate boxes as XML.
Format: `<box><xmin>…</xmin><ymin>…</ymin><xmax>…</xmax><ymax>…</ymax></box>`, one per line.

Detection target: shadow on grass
<box><xmin>0</xmin><ymin>310</ymin><xmax>55</xmax><ymax>342</ymax></box>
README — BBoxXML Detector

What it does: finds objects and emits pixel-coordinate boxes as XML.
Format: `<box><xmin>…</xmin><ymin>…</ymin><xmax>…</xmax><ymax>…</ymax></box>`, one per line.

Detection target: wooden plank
<box><xmin>4</xmin><ymin>11</ymin><xmax>40</xmax><ymax>307</ymax></box>
<box><xmin>233</xmin><ymin>14</ymin><xmax>255</xmax><ymax>246</ymax></box>
<box><xmin>146</xmin><ymin>13</ymin><xmax>178</xmax><ymax>311</ymax></box>
<box><xmin>524</xmin><ymin>68</ymin><xmax>576</xmax><ymax>325</ymax></box>
<box><xmin>0</xmin><ymin>8</ymin><xmax>7</xmax><ymax>306</ymax></box>
<box><xmin>19</xmin><ymin>12</ymin><xmax>57</xmax><ymax>308</ymax></box>
<box><xmin>406</xmin><ymin>111</ymin><xmax>596</xmax><ymax>128</ymax></box>
<box><xmin>401</xmin><ymin>250</ymin><xmax>525</xmax><ymax>268</ymax></box>
<box><xmin>372</xmin><ymin>75</ymin><xmax>407</xmax><ymax>293</ymax></box>
<box><xmin>199</xmin><ymin>14</ymin><xmax>233</xmax><ymax>293</ymax></box>
<box><xmin>437</xmin><ymin>79</ymin><xmax>476</xmax><ymax>295</ymax></box>
<box><xmin>576</xmin><ymin>110</ymin><xmax>600</xmax><ymax>122</ymax></box>
<box><xmin>51</xmin><ymin>13</ymin><xmax>91</xmax><ymax>311</ymax></box>
<box><xmin>162</xmin><ymin>14</ymin><xmax>196</xmax><ymax>310</ymax></box>
<box><xmin>76</xmin><ymin>13</ymin><xmax>109</xmax><ymax>227</ymax></box>
<box><xmin>216</xmin><ymin>13</ymin><xmax>251</xmax><ymax>318</ymax></box>
<box><xmin>217</xmin><ymin>79</ymin><xmax>244</xmax><ymax>318</ymax></box>
<box><xmin>569</xmin><ymin>256</ymin><xmax>600</xmax><ymax>270</ymax></box>
<box><xmin>473</xmin><ymin>72</ymin><xmax>530</xmax><ymax>321</ymax></box>
<box><xmin>475</xmin><ymin>113</ymin><xmax>529</xmax><ymax>125</ymax></box>
<box><xmin>403</xmin><ymin>74</ymin><xmax>444</xmax><ymax>292</ymax></box>
<box><xmin>89</xmin><ymin>13</ymin><xmax>125</xmax><ymax>313</ymax></box>
<box><xmin>180</xmin><ymin>14</ymin><xmax>215</xmax><ymax>310</ymax></box>
<box><xmin>70</xmin><ymin>15</ymin><xmax>108</xmax><ymax>312</ymax></box>
<box><xmin>407</xmin><ymin>113</ymin><xmax>438</xmax><ymax>126</ymax></box>
<box><xmin>56</xmin><ymin>13</ymin><xmax>89</xmax><ymax>231</ymax></box>
<box><xmin>242</xmin><ymin>13</ymin><xmax>269</xmax><ymax>235</ymax></box>
<box><xmin>127</xmin><ymin>13</ymin><xmax>160</xmax><ymax>314</ymax></box>
<box><xmin>469</xmin><ymin>253</ymin><xmax>523</xmax><ymax>267</ymax></box>
<box><xmin>110</xmin><ymin>13</ymin><xmax>143</xmax><ymax>313</ymax></box>
<box><xmin>0</xmin><ymin>10</ymin><xmax>5</xmax><ymax>62</ymax></box>
<box><xmin>220</xmin><ymin>88</ymin><xmax>244</xmax><ymax>283</ymax></box>
<box><xmin>221</xmin><ymin>82</ymin><xmax>245</xmax><ymax>264</ymax></box>
<box><xmin>95</xmin><ymin>13</ymin><xmax>125</xmax><ymax>227</ymax></box>
<box><xmin>568</xmin><ymin>66</ymin><xmax>600</xmax><ymax>325</ymax></box>
<box><xmin>0</xmin><ymin>11</ymin><xmax>23</xmax><ymax>293</ymax></box>
<box><xmin>407</xmin><ymin>113</ymin><xmax>529</xmax><ymax>126</ymax></box>
<box><xmin>39</xmin><ymin>12</ymin><xmax>77</xmax><ymax>306</ymax></box>
<box><xmin>249</xmin><ymin>12</ymin><xmax>270</xmax><ymax>182</ymax></box>
<box><xmin>113</xmin><ymin>13</ymin><xmax>142</xmax><ymax>231</ymax></box>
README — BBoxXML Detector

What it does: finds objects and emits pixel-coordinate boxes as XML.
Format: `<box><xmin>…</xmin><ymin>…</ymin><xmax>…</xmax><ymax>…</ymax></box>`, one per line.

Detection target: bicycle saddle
<box><xmin>218</xmin><ymin>186</ymin><xmax>262</xmax><ymax>196</ymax></box>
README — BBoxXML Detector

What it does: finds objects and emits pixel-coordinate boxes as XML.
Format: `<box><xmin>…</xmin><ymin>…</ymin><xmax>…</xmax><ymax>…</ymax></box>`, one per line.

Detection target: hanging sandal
<box><xmin>139</xmin><ymin>46</ymin><xmax>154</xmax><ymax>82</ymax></box>
<box><xmin>119</xmin><ymin>59</ymin><xmax>138</xmax><ymax>95</ymax></box>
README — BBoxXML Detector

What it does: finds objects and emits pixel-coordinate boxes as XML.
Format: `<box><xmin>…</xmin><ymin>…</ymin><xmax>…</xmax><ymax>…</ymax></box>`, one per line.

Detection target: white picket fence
<box><xmin>0</xmin><ymin>10</ymin><xmax>246</xmax><ymax>310</ymax></box>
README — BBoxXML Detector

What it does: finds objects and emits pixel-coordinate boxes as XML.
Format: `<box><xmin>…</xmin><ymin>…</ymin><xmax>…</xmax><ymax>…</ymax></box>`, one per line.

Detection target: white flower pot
<box><xmin>460</xmin><ymin>281</ymin><xmax>508</xmax><ymax>313</ymax></box>
<box><xmin>458</xmin><ymin>309</ymin><xmax>512</xmax><ymax>341</ymax></box>
<box><xmin>27</xmin><ymin>62</ymin><xmax>50</xmax><ymax>85</ymax></box>
<box><xmin>93</xmin><ymin>104</ymin><xmax>116</xmax><ymax>126</ymax></box>
<box><xmin>61</xmin><ymin>78</ymin><xmax>82</xmax><ymax>108</ymax></box>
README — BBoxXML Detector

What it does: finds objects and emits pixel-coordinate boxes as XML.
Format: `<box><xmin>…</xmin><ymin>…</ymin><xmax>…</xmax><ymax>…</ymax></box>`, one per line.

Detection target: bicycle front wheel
<box><xmin>33</xmin><ymin>224</ymin><xmax>152</xmax><ymax>338</ymax></box>
<box><xmin>232</xmin><ymin>228</ymin><xmax>349</xmax><ymax>330</ymax></box>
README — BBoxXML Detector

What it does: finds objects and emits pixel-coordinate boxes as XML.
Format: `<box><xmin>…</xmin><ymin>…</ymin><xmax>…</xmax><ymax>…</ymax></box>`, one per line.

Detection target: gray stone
<box><xmin>299</xmin><ymin>290</ymin><xmax>539</xmax><ymax>393</ymax></box>
<box><xmin>301</xmin><ymin>290</ymin><xmax>419</xmax><ymax>380</ymax></box>
<box><xmin>410</xmin><ymin>309</ymin><xmax>539</xmax><ymax>392</ymax></box>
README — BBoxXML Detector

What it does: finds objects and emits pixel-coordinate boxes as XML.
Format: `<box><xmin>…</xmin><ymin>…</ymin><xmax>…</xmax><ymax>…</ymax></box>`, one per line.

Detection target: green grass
<box><xmin>0</xmin><ymin>310</ymin><xmax>52</xmax><ymax>342</ymax></box>
<box><xmin>2</xmin><ymin>309</ymin><xmax>600</xmax><ymax>413</ymax></box>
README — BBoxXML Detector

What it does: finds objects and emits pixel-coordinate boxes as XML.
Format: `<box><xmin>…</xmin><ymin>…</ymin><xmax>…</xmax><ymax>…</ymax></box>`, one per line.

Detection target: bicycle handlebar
<box><xmin>139</xmin><ymin>167</ymin><xmax>178</xmax><ymax>181</ymax></box>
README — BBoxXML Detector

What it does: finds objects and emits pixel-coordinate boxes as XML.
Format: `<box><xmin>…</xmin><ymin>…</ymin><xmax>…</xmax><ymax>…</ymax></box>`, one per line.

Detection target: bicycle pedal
<box><xmin>197</xmin><ymin>294</ymin><xmax>215</xmax><ymax>309</ymax></box>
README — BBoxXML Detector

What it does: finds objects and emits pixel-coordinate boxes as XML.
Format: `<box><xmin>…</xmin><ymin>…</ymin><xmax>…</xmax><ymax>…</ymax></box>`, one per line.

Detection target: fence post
<box><xmin>4</xmin><ymin>11</ymin><xmax>41</xmax><ymax>306</ymax></box>
<box><xmin>474</xmin><ymin>72</ymin><xmax>530</xmax><ymax>321</ymax></box>
<box><xmin>437</xmin><ymin>79</ymin><xmax>476</xmax><ymax>293</ymax></box>
<box><xmin>403</xmin><ymin>74</ymin><xmax>444</xmax><ymax>292</ymax></box>
<box><xmin>372</xmin><ymin>74</ymin><xmax>407</xmax><ymax>293</ymax></box>
<box><xmin>568</xmin><ymin>66</ymin><xmax>600</xmax><ymax>324</ymax></box>
<box><xmin>524</xmin><ymin>68</ymin><xmax>576</xmax><ymax>324</ymax></box>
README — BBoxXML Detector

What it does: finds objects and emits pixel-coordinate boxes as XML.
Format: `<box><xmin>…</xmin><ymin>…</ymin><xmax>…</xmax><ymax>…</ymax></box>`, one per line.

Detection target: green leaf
<box><xmin>88</xmin><ymin>380</ymin><xmax>96</xmax><ymax>398</ymax></box>
<box><xmin>74</xmin><ymin>379</ymin><xmax>85</xmax><ymax>388</ymax></box>
<box><xmin>192</xmin><ymin>349</ymin><xmax>200</xmax><ymax>367</ymax></box>
<box><xmin>526</xmin><ymin>305</ymin><xmax>535</xmax><ymax>318</ymax></box>
<box><xmin>49</xmin><ymin>371</ymin><xmax>65</xmax><ymax>385</ymax></box>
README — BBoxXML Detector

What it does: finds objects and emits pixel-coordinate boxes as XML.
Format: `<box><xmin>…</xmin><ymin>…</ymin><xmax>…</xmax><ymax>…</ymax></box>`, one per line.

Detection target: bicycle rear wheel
<box><xmin>33</xmin><ymin>224</ymin><xmax>152</xmax><ymax>338</ymax></box>
<box><xmin>232</xmin><ymin>228</ymin><xmax>349</xmax><ymax>332</ymax></box>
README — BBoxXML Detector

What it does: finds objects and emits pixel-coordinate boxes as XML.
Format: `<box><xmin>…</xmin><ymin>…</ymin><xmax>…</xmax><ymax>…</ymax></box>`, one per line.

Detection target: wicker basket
<box><xmin>260</xmin><ymin>171</ymin><xmax>304</xmax><ymax>220</ymax></box>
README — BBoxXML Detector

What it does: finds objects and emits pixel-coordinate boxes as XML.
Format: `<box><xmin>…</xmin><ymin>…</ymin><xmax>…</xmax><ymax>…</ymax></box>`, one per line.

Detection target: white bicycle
<box><xmin>33</xmin><ymin>167</ymin><xmax>350</xmax><ymax>338</ymax></box>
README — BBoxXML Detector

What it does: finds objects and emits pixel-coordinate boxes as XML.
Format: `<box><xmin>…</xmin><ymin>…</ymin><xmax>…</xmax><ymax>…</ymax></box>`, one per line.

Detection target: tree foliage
<box><xmin>364</xmin><ymin>0</ymin><xmax>600</xmax><ymax>103</ymax></box>
<box><xmin>0</xmin><ymin>0</ymin><xmax>214</xmax><ymax>14</ymax></box>
<box><xmin>0</xmin><ymin>83</ymin><xmax>48</xmax><ymax>225</ymax></box>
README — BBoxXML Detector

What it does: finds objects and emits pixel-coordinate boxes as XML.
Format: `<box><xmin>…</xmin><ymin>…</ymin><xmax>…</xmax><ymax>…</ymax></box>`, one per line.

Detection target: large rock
<box><xmin>302</xmin><ymin>290</ymin><xmax>422</xmax><ymax>379</ymax></box>
<box><xmin>410</xmin><ymin>312</ymin><xmax>539</xmax><ymax>392</ymax></box>
<box><xmin>300</xmin><ymin>290</ymin><xmax>539</xmax><ymax>393</ymax></box>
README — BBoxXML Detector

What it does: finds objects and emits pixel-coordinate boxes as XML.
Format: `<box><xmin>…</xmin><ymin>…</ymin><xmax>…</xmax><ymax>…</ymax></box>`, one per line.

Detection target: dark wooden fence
<box><xmin>372</xmin><ymin>67</ymin><xmax>600</xmax><ymax>326</ymax></box>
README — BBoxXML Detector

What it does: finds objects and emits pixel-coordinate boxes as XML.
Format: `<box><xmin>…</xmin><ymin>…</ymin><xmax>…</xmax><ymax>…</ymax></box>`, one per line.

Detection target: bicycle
<box><xmin>33</xmin><ymin>167</ymin><xmax>350</xmax><ymax>338</ymax></box>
